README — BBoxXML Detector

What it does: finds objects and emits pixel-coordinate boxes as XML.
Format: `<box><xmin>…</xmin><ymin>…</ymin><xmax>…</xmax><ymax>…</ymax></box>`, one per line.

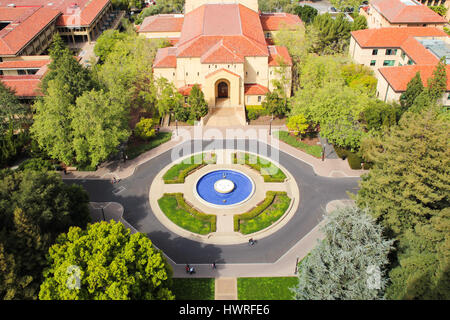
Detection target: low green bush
<box><xmin>163</xmin><ymin>153</ymin><xmax>216</xmax><ymax>183</ymax></box>
<box><xmin>158</xmin><ymin>193</ymin><xmax>216</xmax><ymax>235</ymax></box>
<box><xmin>232</xmin><ymin>152</ymin><xmax>286</xmax><ymax>182</ymax></box>
<box><xmin>234</xmin><ymin>191</ymin><xmax>290</xmax><ymax>234</ymax></box>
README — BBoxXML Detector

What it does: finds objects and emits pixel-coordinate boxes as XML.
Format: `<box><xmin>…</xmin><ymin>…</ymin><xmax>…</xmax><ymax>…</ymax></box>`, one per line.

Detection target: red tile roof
<box><xmin>139</xmin><ymin>14</ymin><xmax>184</xmax><ymax>33</ymax></box>
<box><xmin>259</xmin><ymin>12</ymin><xmax>302</xmax><ymax>31</ymax></box>
<box><xmin>268</xmin><ymin>46</ymin><xmax>292</xmax><ymax>66</ymax></box>
<box><xmin>0</xmin><ymin>7</ymin><xmax>61</xmax><ymax>56</ymax></box>
<box><xmin>351</xmin><ymin>27</ymin><xmax>447</xmax><ymax>65</ymax></box>
<box><xmin>0</xmin><ymin>0</ymin><xmax>110</xmax><ymax>27</ymax></box>
<box><xmin>176</xmin><ymin>4</ymin><xmax>268</xmax><ymax>59</ymax></box>
<box><xmin>178</xmin><ymin>84</ymin><xmax>201</xmax><ymax>96</ymax></box>
<box><xmin>153</xmin><ymin>47</ymin><xmax>177</xmax><ymax>68</ymax></box>
<box><xmin>370</xmin><ymin>0</ymin><xmax>447</xmax><ymax>24</ymax></box>
<box><xmin>0</xmin><ymin>59</ymin><xmax>50</xmax><ymax>69</ymax></box>
<box><xmin>244</xmin><ymin>83</ymin><xmax>269</xmax><ymax>95</ymax></box>
<box><xmin>0</xmin><ymin>75</ymin><xmax>43</xmax><ymax>97</ymax></box>
<box><xmin>201</xmin><ymin>40</ymin><xmax>244</xmax><ymax>64</ymax></box>
<box><xmin>379</xmin><ymin>64</ymin><xmax>450</xmax><ymax>92</ymax></box>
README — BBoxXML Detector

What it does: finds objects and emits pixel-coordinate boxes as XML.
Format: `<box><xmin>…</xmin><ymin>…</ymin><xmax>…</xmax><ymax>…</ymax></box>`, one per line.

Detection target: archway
<box><xmin>217</xmin><ymin>81</ymin><xmax>229</xmax><ymax>98</ymax></box>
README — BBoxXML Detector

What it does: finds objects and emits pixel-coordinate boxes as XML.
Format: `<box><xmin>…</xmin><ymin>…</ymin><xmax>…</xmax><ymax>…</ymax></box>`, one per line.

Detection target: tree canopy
<box><xmin>293</xmin><ymin>206</ymin><xmax>394</xmax><ymax>300</ymax></box>
<box><xmin>0</xmin><ymin>170</ymin><xmax>90</xmax><ymax>299</ymax></box>
<box><xmin>39</xmin><ymin>221</ymin><xmax>174</xmax><ymax>300</ymax></box>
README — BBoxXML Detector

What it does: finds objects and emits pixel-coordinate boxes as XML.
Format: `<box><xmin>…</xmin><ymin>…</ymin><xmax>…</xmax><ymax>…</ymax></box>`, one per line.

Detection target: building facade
<box><xmin>141</xmin><ymin>0</ymin><xmax>300</xmax><ymax>125</ymax></box>
<box><xmin>361</xmin><ymin>0</ymin><xmax>447</xmax><ymax>29</ymax></box>
<box><xmin>350</xmin><ymin>27</ymin><xmax>450</xmax><ymax>106</ymax></box>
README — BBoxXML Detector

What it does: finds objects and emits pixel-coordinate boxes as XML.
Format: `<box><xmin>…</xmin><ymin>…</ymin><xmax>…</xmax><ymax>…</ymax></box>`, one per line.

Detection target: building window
<box><xmin>186</xmin><ymin>72</ymin><xmax>188</xmax><ymax>76</ymax></box>
<box><xmin>401</xmin><ymin>51</ymin><xmax>406</xmax><ymax>59</ymax></box>
<box><xmin>18</xmin><ymin>70</ymin><xmax>26</xmax><ymax>75</ymax></box>
<box><xmin>370</xmin><ymin>60</ymin><xmax>376</xmax><ymax>66</ymax></box>
<box><xmin>407</xmin><ymin>59</ymin><xmax>414</xmax><ymax>65</ymax></box>
<box><xmin>258</xmin><ymin>96</ymin><xmax>262</xmax><ymax>102</ymax></box>
<box><xmin>265</xmin><ymin>32</ymin><xmax>271</xmax><ymax>38</ymax></box>
<box><xmin>383</xmin><ymin>60</ymin><xmax>395</xmax><ymax>66</ymax></box>
<box><xmin>184</xmin><ymin>96</ymin><xmax>188</xmax><ymax>104</ymax></box>
<box><xmin>257</xmin><ymin>71</ymin><xmax>259</xmax><ymax>76</ymax></box>
<box><xmin>372</xmin><ymin>49</ymin><xmax>378</xmax><ymax>55</ymax></box>
<box><xmin>385</xmin><ymin>49</ymin><xmax>397</xmax><ymax>55</ymax></box>
<box><xmin>197</xmin><ymin>72</ymin><xmax>199</xmax><ymax>76</ymax></box>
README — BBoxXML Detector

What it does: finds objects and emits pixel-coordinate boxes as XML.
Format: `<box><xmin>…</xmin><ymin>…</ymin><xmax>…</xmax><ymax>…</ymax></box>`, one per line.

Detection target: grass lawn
<box><xmin>274</xmin><ymin>131</ymin><xmax>322</xmax><ymax>158</ymax></box>
<box><xmin>158</xmin><ymin>194</ymin><xmax>215</xmax><ymax>235</ymax></box>
<box><xmin>237</xmin><ymin>277</ymin><xmax>299</xmax><ymax>300</ymax></box>
<box><xmin>163</xmin><ymin>153</ymin><xmax>216</xmax><ymax>183</ymax></box>
<box><xmin>126</xmin><ymin>131</ymin><xmax>172</xmax><ymax>160</ymax></box>
<box><xmin>233</xmin><ymin>152</ymin><xmax>287</xmax><ymax>182</ymax></box>
<box><xmin>172</xmin><ymin>278</ymin><xmax>215</xmax><ymax>300</ymax></box>
<box><xmin>237</xmin><ymin>193</ymin><xmax>291</xmax><ymax>235</ymax></box>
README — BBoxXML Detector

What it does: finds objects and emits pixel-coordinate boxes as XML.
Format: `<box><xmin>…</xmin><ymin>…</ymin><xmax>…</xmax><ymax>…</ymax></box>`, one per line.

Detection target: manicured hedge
<box><xmin>246</xmin><ymin>105</ymin><xmax>269</xmax><ymax>120</ymax></box>
<box><xmin>234</xmin><ymin>191</ymin><xmax>291</xmax><ymax>234</ymax></box>
<box><xmin>163</xmin><ymin>153</ymin><xmax>216</xmax><ymax>184</ymax></box>
<box><xmin>232</xmin><ymin>152</ymin><xmax>286</xmax><ymax>182</ymax></box>
<box><xmin>158</xmin><ymin>193</ymin><xmax>216</xmax><ymax>234</ymax></box>
<box><xmin>334</xmin><ymin>146</ymin><xmax>364</xmax><ymax>169</ymax></box>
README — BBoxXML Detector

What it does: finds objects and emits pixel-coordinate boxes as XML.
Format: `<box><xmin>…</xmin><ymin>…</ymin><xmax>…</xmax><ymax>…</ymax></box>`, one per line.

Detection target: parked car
<box><xmin>329</xmin><ymin>6</ymin><xmax>337</xmax><ymax>12</ymax></box>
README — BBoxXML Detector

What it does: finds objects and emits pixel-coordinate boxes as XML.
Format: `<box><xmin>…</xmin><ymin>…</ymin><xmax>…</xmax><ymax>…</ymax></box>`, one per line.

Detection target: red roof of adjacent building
<box><xmin>0</xmin><ymin>0</ymin><xmax>110</xmax><ymax>27</ymax></box>
<box><xmin>268</xmin><ymin>46</ymin><xmax>292</xmax><ymax>66</ymax></box>
<box><xmin>153</xmin><ymin>46</ymin><xmax>177</xmax><ymax>68</ymax></box>
<box><xmin>139</xmin><ymin>14</ymin><xmax>184</xmax><ymax>33</ymax></box>
<box><xmin>0</xmin><ymin>7</ymin><xmax>61</xmax><ymax>56</ymax></box>
<box><xmin>370</xmin><ymin>0</ymin><xmax>447</xmax><ymax>24</ymax></box>
<box><xmin>379</xmin><ymin>64</ymin><xmax>450</xmax><ymax>92</ymax></box>
<box><xmin>0</xmin><ymin>59</ymin><xmax>50</xmax><ymax>69</ymax></box>
<box><xmin>178</xmin><ymin>84</ymin><xmax>201</xmax><ymax>96</ymax></box>
<box><xmin>0</xmin><ymin>75</ymin><xmax>43</xmax><ymax>97</ymax></box>
<box><xmin>351</xmin><ymin>27</ymin><xmax>447</xmax><ymax>65</ymax></box>
<box><xmin>244</xmin><ymin>83</ymin><xmax>269</xmax><ymax>95</ymax></box>
<box><xmin>259</xmin><ymin>12</ymin><xmax>302</xmax><ymax>31</ymax></box>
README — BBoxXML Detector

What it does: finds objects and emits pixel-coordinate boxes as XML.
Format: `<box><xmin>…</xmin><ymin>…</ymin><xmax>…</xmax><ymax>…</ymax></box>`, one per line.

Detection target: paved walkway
<box><xmin>62</xmin><ymin>126</ymin><xmax>367</xmax><ymax>181</ymax></box>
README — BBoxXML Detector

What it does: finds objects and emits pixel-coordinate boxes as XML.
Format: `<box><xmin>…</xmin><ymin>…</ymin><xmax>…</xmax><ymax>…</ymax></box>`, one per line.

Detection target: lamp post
<box><xmin>269</xmin><ymin>113</ymin><xmax>273</xmax><ymax>136</ymax></box>
<box><xmin>101</xmin><ymin>207</ymin><xmax>106</xmax><ymax>221</ymax></box>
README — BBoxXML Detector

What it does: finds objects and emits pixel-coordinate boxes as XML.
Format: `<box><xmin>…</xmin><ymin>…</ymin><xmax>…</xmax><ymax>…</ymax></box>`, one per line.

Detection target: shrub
<box><xmin>18</xmin><ymin>158</ymin><xmax>54</xmax><ymax>171</ymax></box>
<box><xmin>134</xmin><ymin>118</ymin><xmax>156</xmax><ymax>141</ymax></box>
<box><xmin>286</xmin><ymin>114</ymin><xmax>309</xmax><ymax>136</ymax></box>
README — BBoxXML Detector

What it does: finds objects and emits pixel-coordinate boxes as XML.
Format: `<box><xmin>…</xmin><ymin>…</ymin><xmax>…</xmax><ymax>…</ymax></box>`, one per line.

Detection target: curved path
<box><xmin>66</xmin><ymin>139</ymin><xmax>359</xmax><ymax>265</ymax></box>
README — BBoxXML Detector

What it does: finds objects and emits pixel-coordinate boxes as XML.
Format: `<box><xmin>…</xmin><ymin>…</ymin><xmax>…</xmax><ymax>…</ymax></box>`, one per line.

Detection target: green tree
<box><xmin>72</xmin><ymin>89</ymin><xmax>130</xmax><ymax>167</ymax></box>
<box><xmin>351</xmin><ymin>14</ymin><xmax>368</xmax><ymax>31</ymax></box>
<box><xmin>400</xmin><ymin>72</ymin><xmax>424</xmax><ymax>112</ymax></box>
<box><xmin>357</xmin><ymin>110</ymin><xmax>449</xmax><ymax>236</ymax></box>
<box><xmin>292</xmin><ymin>5</ymin><xmax>318</xmax><ymax>24</ymax></box>
<box><xmin>429</xmin><ymin>5</ymin><xmax>448</xmax><ymax>17</ymax></box>
<box><xmin>94</xmin><ymin>29</ymin><xmax>128</xmax><ymax>62</ymax></box>
<box><xmin>155</xmin><ymin>77</ymin><xmax>183</xmax><ymax>117</ymax></box>
<box><xmin>134</xmin><ymin>118</ymin><xmax>156</xmax><ymax>140</ymax></box>
<box><xmin>357</xmin><ymin>111</ymin><xmax>449</xmax><ymax>300</ymax></box>
<box><xmin>426</xmin><ymin>57</ymin><xmax>447</xmax><ymax>102</ymax></box>
<box><xmin>39</xmin><ymin>221</ymin><xmax>174</xmax><ymax>300</ymax></box>
<box><xmin>187</xmin><ymin>84</ymin><xmax>208</xmax><ymax>120</ymax></box>
<box><xmin>286</xmin><ymin>114</ymin><xmax>309</xmax><ymax>136</ymax></box>
<box><xmin>308</xmin><ymin>13</ymin><xmax>352</xmax><ymax>55</ymax></box>
<box><xmin>293</xmin><ymin>206</ymin><xmax>394</xmax><ymax>300</ymax></box>
<box><xmin>330</xmin><ymin>0</ymin><xmax>364</xmax><ymax>11</ymax></box>
<box><xmin>0</xmin><ymin>170</ymin><xmax>90</xmax><ymax>299</ymax></box>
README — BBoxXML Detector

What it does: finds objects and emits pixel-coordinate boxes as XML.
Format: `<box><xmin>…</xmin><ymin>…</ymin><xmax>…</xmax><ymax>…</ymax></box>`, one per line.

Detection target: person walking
<box><xmin>189</xmin><ymin>266</ymin><xmax>195</xmax><ymax>275</ymax></box>
<box><xmin>185</xmin><ymin>264</ymin><xmax>190</xmax><ymax>274</ymax></box>
<box><xmin>211</xmin><ymin>261</ymin><xmax>216</xmax><ymax>270</ymax></box>
<box><xmin>249</xmin><ymin>238</ymin><xmax>255</xmax><ymax>246</ymax></box>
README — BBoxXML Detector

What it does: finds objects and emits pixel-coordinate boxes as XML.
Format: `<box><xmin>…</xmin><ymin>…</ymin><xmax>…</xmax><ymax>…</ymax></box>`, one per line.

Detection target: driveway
<box><xmin>65</xmin><ymin>139</ymin><xmax>359</xmax><ymax>265</ymax></box>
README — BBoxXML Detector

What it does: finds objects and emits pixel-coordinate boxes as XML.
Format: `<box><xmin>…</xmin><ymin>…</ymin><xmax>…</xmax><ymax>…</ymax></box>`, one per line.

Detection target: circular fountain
<box><xmin>195</xmin><ymin>169</ymin><xmax>255</xmax><ymax>207</ymax></box>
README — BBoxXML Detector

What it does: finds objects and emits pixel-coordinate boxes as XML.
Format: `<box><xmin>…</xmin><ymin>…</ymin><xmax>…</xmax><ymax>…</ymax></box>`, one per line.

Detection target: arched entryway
<box><xmin>217</xmin><ymin>81</ymin><xmax>229</xmax><ymax>98</ymax></box>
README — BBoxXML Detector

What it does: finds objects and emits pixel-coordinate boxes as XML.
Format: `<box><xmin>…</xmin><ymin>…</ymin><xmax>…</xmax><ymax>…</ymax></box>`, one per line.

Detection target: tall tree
<box><xmin>0</xmin><ymin>170</ymin><xmax>90</xmax><ymax>299</ymax></box>
<box><xmin>357</xmin><ymin>110</ymin><xmax>450</xmax><ymax>299</ymax></box>
<box><xmin>400</xmin><ymin>72</ymin><xmax>424</xmax><ymax>112</ymax></box>
<box><xmin>187</xmin><ymin>84</ymin><xmax>208</xmax><ymax>120</ymax></box>
<box><xmin>39</xmin><ymin>221</ymin><xmax>174</xmax><ymax>300</ymax></box>
<box><xmin>293</xmin><ymin>206</ymin><xmax>394</xmax><ymax>300</ymax></box>
<box><xmin>72</xmin><ymin>89</ymin><xmax>130</xmax><ymax>167</ymax></box>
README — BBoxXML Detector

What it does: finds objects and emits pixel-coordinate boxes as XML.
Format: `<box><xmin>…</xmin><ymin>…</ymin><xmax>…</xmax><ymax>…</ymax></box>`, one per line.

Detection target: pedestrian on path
<box><xmin>211</xmin><ymin>261</ymin><xmax>216</xmax><ymax>270</ymax></box>
<box><xmin>185</xmin><ymin>264</ymin><xmax>190</xmax><ymax>274</ymax></box>
<box><xmin>249</xmin><ymin>238</ymin><xmax>255</xmax><ymax>246</ymax></box>
<box><xmin>189</xmin><ymin>266</ymin><xmax>195</xmax><ymax>275</ymax></box>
